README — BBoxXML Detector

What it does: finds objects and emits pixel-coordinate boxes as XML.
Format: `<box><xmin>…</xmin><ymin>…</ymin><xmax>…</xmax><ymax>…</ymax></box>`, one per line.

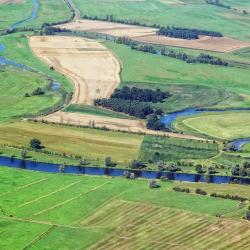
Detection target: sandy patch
<box><xmin>135</xmin><ymin>35</ymin><xmax>250</xmax><ymax>52</ymax></box>
<box><xmin>0</xmin><ymin>0</ymin><xmax>22</xmax><ymax>3</ymax></box>
<box><xmin>57</xmin><ymin>19</ymin><xmax>158</xmax><ymax>38</ymax></box>
<box><xmin>29</xmin><ymin>36</ymin><xmax>120</xmax><ymax>105</ymax></box>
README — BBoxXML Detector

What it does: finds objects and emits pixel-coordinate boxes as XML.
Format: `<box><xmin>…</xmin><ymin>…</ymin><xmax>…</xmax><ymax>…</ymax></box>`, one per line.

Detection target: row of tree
<box><xmin>111</xmin><ymin>86</ymin><xmax>170</xmax><ymax>103</ymax></box>
<box><xmin>157</xmin><ymin>26</ymin><xmax>222</xmax><ymax>39</ymax></box>
<box><xmin>115</xmin><ymin>37</ymin><xmax>229</xmax><ymax>66</ymax></box>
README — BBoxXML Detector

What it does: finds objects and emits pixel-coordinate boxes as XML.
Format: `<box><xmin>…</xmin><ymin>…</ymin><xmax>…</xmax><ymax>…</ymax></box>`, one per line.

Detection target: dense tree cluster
<box><xmin>115</xmin><ymin>37</ymin><xmax>229</xmax><ymax>66</ymax></box>
<box><xmin>95</xmin><ymin>86</ymin><xmax>168</xmax><ymax>130</ymax></box>
<box><xmin>94</xmin><ymin>98</ymin><xmax>153</xmax><ymax>119</ymax></box>
<box><xmin>231</xmin><ymin>162</ymin><xmax>250</xmax><ymax>177</ymax></box>
<box><xmin>157</xmin><ymin>26</ymin><xmax>222</xmax><ymax>39</ymax></box>
<box><xmin>111</xmin><ymin>86</ymin><xmax>170</xmax><ymax>103</ymax></box>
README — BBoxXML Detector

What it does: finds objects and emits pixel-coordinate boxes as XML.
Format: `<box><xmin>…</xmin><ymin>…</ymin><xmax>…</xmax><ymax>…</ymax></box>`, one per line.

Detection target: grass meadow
<box><xmin>72</xmin><ymin>0</ymin><xmax>250</xmax><ymax>41</ymax></box>
<box><xmin>105</xmin><ymin>42</ymin><xmax>250</xmax><ymax>111</ymax></box>
<box><xmin>0</xmin><ymin>167</ymin><xmax>249</xmax><ymax>249</ymax></box>
<box><xmin>175</xmin><ymin>111</ymin><xmax>250</xmax><ymax>140</ymax></box>
<box><xmin>0</xmin><ymin>66</ymin><xmax>62</xmax><ymax>122</ymax></box>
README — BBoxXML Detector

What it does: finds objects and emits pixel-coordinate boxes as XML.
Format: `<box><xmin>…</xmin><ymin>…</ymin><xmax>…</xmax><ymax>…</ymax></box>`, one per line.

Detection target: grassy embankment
<box><xmin>72</xmin><ymin>0</ymin><xmax>250</xmax><ymax>41</ymax></box>
<box><xmin>0</xmin><ymin>167</ymin><xmax>249</xmax><ymax>249</ymax></box>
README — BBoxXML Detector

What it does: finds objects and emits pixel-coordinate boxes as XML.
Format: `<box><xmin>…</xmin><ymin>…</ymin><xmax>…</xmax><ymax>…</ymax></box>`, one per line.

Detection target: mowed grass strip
<box><xmin>139</xmin><ymin>135</ymin><xmax>219</xmax><ymax>163</ymax></box>
<box><xmin>178</xmin><ymin>111</ymin><xmax>250</xmax><ymax>140</ymax></box>
<box><xmin>83</xmin><ymin>199</ymin><xmax>250</xmax><ymax>250</ymax></box>
<box><xmin>0</xmin><ymin>121</ymin><xmax>143</xmax><ymax>162</ymax></box>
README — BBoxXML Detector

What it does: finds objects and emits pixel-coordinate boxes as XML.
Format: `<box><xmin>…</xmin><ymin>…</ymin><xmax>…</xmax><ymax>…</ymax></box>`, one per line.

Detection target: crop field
<box><xmin>0</xmin><ymin>66</ymin><xmax>62</xmax><ymax>122</ymax></box>
<box><xmin>59</xmin><ymin>19</ymin><xmax>250</xmax><ymax>52</ymax></box>
<box><xmin>71</xmin><ymin>0</ymin><xmax>250</xmax><ymax>41</ymax></box>
<box><xmin>0</xmin><ymin>121</ymin><xmax>143</xmax><ymax>163</ymax></box>
<box><xmin>29</xmin><ymin>35</ymin><xmax>120</xmax><ymax>105</ymax></box>
<box><xmin>139</xmin><ymin>136</ymin><xmax>219</xmax><ymax>163</ymax></box>
<box><xmin>175</xmin><ymin>111</ymin><xmax>250</xmax><ymax>140</ymax></box>
<box><xmin>0</xmin><ymin>167</ymin><xmax>249</xmax><ymax>249</ymax></box>
<box><xmin>58</xmin><ymin>19</ymin><xmax>158</xmax><ymax>38</ymax></box>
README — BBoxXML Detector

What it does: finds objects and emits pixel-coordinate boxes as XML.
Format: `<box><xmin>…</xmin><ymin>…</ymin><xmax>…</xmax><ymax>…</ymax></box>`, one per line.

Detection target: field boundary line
<box><xmin>23</xmin><ymin>225</ymin><xmax>57</xmax><ymax>250</ymax></box>
<box><xmin>18</xmin><ymin>180</ymin><xmax>81</xmax><ymax>208</ymax></box>
<box><xmin>33</xmin><ymin>181</ymin><xmax>110</xmax><ymax>216</ymax></box>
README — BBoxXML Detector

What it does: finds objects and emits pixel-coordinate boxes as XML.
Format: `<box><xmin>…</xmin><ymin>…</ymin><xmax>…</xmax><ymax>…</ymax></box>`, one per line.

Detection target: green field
<box><xmin>64</xmin><ymin>104</ymin><xmax>136</xmax><ymax>119</ymax></box>
<box><xmin>139</xmin><ymin>135</ymin><xmax>219</xmax><ymax>163</ymax></box>
<box><xmin>0</xmin><ymin>0</ymin><xmax>33</xmax><ymax>30</ymax></box>
<box><xmin>175</xmin><ymin>111</ymin><xmax>250</xmax><ymax>140</ymax></box>
<box><xmin>0</xmin><ymin>121</ymin><xmax>143</xmax><ymax>163</ymax></box>
<box><xmin>0</xmin><ymin>66</ymin><xmax>62</xmax><ymax>122</ymax></box>
<box><xmin>0</xmin><ymin>167</ymin><xmax>249</xmax><ymax>249</ymax></box>
<box><xmin>72</xmin><ymin>0</ymin><xmax>250</xmax><ymax>41</ymax></box>
<box><xmin>105</xmin><ymin>42</ymin><xmax>250</xmax><ymax>111</ymax></box>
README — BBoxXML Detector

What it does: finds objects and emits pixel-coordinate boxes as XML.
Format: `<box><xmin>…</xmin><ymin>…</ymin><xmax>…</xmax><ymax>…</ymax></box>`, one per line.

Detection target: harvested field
<box><xmin>57</xmin><ymin>19</ymin><xmax>250</xmax><ymax>52</ymax></box>
<box><xmin>57</xmin><ymin>19</ymin><xmax>158</xmax><ymax>38</ymax></box>
<box><xmin>36</xmin><ymin>111</ymin><xmax>207</xmax><ymax>140</ymax></box>
<box><xmin>29</xmin><ymin>36</ymin><xmax>120</xmax><ymax>105</ymax></box>
<box><xmin>135</xmin><ymin>35</ymin><xmax>250</xmax><ymax>52</ymax></box>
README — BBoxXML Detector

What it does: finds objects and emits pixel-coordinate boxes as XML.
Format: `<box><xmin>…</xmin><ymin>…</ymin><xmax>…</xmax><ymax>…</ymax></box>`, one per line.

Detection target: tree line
<box><xmin>115</xmin><ymin>37</ymin><xmax>229</xmax><ymax>66</ymax></box>
<box><xmin>157</xmin><ymin>26</ymin><xmax>222</xmax><ymax>39</ymax></box>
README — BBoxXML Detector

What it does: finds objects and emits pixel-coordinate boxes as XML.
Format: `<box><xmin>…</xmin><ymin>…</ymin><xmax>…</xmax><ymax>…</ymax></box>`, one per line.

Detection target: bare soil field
<box><xmin>58</xmin><ymin>19</ymin><xmax>249</xmax><ymax>52</ymax></box>
<box><xmin>29</xmin><ymin>36</ymin><xmax>120</xmax><ymax>105</ymax></box>
<box><xmin>135</xmin><ymin>35</ymin><xmax>250</xmax><ymax>52</ymax></box>
<box><xmin>0</xmin><ymin>0</ymin><xmax>22</xmax><ymax>3</ymax></box>
<box><xmin>57</xmin><ymin>19</ymin><xmax>158</xmax><ymax>38</ymax></box>
<box><xmin>36</xmin><ymin>111</ymin><xmax>206</xmax><ymax>140</ymax></box>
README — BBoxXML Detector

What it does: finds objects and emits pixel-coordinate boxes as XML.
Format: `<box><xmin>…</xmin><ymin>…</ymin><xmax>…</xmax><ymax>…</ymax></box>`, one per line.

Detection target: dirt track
<box><xmin>29</xmin><ymin>36</ymin><xmax>120</xmax><ymax>105</ymax></box>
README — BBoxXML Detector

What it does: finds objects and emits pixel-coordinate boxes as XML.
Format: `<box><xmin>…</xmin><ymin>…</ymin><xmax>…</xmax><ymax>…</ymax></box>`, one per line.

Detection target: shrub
<box><xmin>195</xmin><ymin>188</ymin><xmax>207</xmax><ymax>195</ymax></box>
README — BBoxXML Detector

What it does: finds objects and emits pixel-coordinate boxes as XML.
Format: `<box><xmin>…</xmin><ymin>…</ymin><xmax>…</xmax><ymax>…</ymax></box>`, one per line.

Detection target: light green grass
<box><xmin>64</xmin><ymin>104</ymin><xmax>136</xmax><ymax>119</ymax></box>
<box><xmin>0</xmin><ymin>66</ymin><xmax>61</xmax><ymax>122</ymax></box>
<box><xmin>177</xmin><ymin>111</ymin><xmax>250</xmax><ymax>140</ymax></box>
<box><xmin>0</xmin><ymin>0</ymin><xmax>33</xmax><ymax>30</ymax></box>
<box><xmin>72</xmin><ymin>0</ymin><xmax>250</xmax><ymax>41</ymax></box>
<box><xmin>0</xmin><ymin>167</ymin><xmax>249</xmax><ymax>249</ymax></box>
<box><xmin>139</xmin><ymin>135</ymin><xmax>219</xmax><ymax>163</ymax></box>
<box><xmin>0</xmin><ymin>121</ymin><xmax>143</xmax><ymax>162</ymax></box>
<box><xmin>105</xmin><ymin>42</ymin><xmax>250</xmax><ymax>111</ymax></box>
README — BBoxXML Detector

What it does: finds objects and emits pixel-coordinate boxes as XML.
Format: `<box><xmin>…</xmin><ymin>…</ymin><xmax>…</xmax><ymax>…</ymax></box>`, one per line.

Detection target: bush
<box><xmin>173</xmin><ymin>187</ymin><xmax>190</xmax><ymax>193</ymax></box>
<box><xmin>195</xmin><ymin>188</ymin><xmax>207</xmax><ymax>195</ymax></box>
<box><xmin>30</xmin><ymin>139</ymin><xmax>42</xmax><ymax>149</ymax></box>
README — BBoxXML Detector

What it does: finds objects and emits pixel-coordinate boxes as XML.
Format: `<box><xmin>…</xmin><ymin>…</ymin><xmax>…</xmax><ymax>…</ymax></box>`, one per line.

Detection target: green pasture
<box><xmin>0</xmin><ymin>167</ymin><xmax>249</xmax><ymax>249</ymax></box>
<box><xmin>72</xmin><ymin>0</ymin><xmax>250</xmax><ymax>41</ymax></box>
<box><xmin>0</xmin><ymin>66</ymin><xmax>61</xmax><ymax>122</ymax></box>
<box><xmin>175</xmin><ymin>111</ymin><xmax>250</xmax><ymax>140</ymax></box>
